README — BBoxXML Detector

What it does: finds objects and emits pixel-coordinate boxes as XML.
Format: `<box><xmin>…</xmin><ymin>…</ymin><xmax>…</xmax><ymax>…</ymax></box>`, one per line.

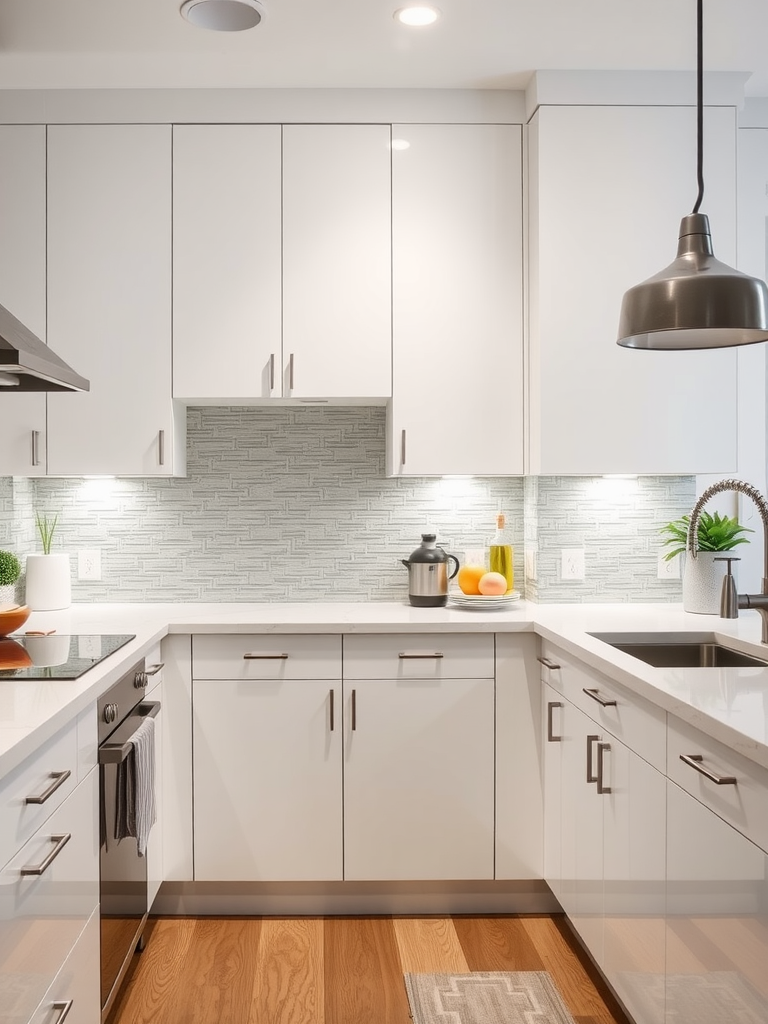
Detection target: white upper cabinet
<box><xmin>388</xmin><ymin>123</ymin><xmax>524</xmax><ymax>477</ymax></box>
<box><xmin>47</xmin><ymin>124</ymin><xmax>185</xmax><ymax>476</ymax></box>
<box><xmin>172</xmin><ymin>123</ymin><xmax>391</xmax><ymax>402</ymax></box>
<box><xmin>282</xmin><ymin>124</ymin><xmax>392</xmax><ymax>400</ymax></box>
<box><xmin>172</xmin><ymin>125</ymin><xmax>282</xmax><ymax>401</ymax></box>
<box><xmin>527</xmin><ymin>104</ymin><xmax>739</xmax><ymax>475</ymax></box>
<box><xmin>0</xmin><ymin>125</ymin><xmax>47</xmax><ymax>476</ymax></box>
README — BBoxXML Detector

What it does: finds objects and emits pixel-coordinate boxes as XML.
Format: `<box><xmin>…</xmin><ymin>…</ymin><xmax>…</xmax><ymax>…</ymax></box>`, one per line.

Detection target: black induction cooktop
<box><xmin>0</xmin><ymin>634</ymin><xmax>136</xmax><ymax>679</ymax></box>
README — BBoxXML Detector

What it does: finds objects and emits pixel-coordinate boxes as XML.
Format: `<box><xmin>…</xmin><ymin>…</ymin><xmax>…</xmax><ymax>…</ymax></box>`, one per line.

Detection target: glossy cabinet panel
<box><xmin>27</xmin><ymin>908</ymin><xmax>100</xmax><ymax>1024</ymax></box>
<box><xmin>542</xmin><ymin>682</ymin><xmax>563</xmax><ymax>898</ymax></box>
<box><xmin>665</xmin><ymin>780</ymin><xmax>768</xmax><ymax>1023</ymax></box>
<box><xmin>343</xmin><ymin>675</ymin><xmax>494</xmax><ymax>881</ymax></box>
<box><xmin>193</xmin><ymin>676</ymin><xmax>343</xmax><ymax>881</ymax></box>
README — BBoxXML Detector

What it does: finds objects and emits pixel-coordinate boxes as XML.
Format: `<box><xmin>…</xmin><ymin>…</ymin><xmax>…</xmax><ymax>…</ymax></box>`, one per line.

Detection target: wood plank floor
<box><xmin>106</xmin><ymin>914</ymin><xmax>631</xmax><ymax>1024</ymax></box>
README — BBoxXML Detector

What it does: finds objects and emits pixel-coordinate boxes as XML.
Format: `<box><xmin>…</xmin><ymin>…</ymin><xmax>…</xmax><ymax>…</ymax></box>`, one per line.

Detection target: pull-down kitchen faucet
<box><xmin>687</xmin><ymin>479</ymin><xmax>768</xmax><ymax>643</ymax></box>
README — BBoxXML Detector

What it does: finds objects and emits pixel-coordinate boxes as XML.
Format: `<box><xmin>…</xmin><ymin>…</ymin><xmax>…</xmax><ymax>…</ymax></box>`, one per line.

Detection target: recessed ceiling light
<box><xmin>394</xmin><ymin>6</ymin><xmax>440</xmax><ymax>27</ymax></box>
<box><xmin>180</xmin><ymin>0</ymin><xmax>266</xmax><ymax>32</ymax></box>
<box><xmin>390</xmin><ymin>138</ymin><xmax>411</xmax><ymax>151</ymax></box>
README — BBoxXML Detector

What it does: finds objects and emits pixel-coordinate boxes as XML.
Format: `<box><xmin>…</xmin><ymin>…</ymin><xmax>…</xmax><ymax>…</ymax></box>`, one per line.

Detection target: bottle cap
<box><xmin>496</xmin><ymin>513</ymin><xmax>505</xmax><ymax>529</ymax></box>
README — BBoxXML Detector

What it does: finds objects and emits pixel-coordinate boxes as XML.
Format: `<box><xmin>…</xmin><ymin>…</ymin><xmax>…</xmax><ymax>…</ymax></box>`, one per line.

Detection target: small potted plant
<box><xmin>25</xmin><ymin>511</ymin><xmax>71</xmax><ymax>611</ymax></box>
<box><xmin>660</xmin><ymin>511</ymin><xmax>753</xmax><ymax>614</ymax></box>
<box><xmin>0</xmin><ymin>549</ymin><xmax>21</xmax><ymax>606</ymax></box>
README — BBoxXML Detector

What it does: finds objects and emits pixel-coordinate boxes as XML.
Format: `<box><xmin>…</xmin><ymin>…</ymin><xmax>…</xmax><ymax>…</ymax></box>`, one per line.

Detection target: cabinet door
<box><xmin>542</xmin><ymin>682</ymin><xmax>564</xmax><ymax>898</ymax></box>
<box><xmin>47</xmin><ymin>124</ymin><xmax>182</xmax><ymax>476</ymax></box>
<box><xmin>343</xmin><ymin>676</ymin><xmax>494</xmax><ymax>880</ymax></box>
<box><xmin>172</xmin><ymin>125</ymin><xmax>282</xmax><ymax>400</ymax></box>
<box><xmin>558</xmin><ymin>698</ymin><xmax>604</xmax><ymax>964</ymax></box>
<box><xmin>389</xmin><ymin>123</ymin><xmax>524</xmax><ymax>476</ymax></box>
<box><xmin>603</xmin><ymin>739</ymin><xmax>666</xmax><ymax>1024</ymax></box>
<box><xmin>193</xmin><ymin>677</ymin><xmax>342</xmax><ymax>881</ymax></box>
<box><xmin>28</xmin><ymin>908</ymin><xmax>100</xmax><ymax>1024</ymax></box>
<box><xmin>282</xmin><ymin>124</ymin><xmax>392</xmax><ymax>400</ymax></box>
<box><xmin>0</xmin><ymin>124</ymin><xmax>47</xmax><ymax>476</ymax></box>
<box><xmin>145</xmin><ymin>675</ymin><xmax>163</xmax><ymax>909</ymax></box>
<box><xmin>528</xmin><ymin>104</ymin><xmax>738</xmax><ymax>475</ymax></box>
<box><xmin>665</xmin><ymin>781</ymin><xmax>768</xmax><ymax>1024</ymax></box>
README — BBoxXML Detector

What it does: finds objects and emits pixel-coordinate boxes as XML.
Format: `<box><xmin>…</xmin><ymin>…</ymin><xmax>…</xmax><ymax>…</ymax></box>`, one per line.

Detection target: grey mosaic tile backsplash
<box><xmin>0</xmin><ymin>406</ymin><xmax>692</xmax><ymax>604</ymax></box>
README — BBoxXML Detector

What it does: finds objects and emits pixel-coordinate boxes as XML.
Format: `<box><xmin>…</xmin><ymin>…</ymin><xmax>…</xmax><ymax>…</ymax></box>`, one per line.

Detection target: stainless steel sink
<box><xmin>588</xmin><ymin>632</ymin><xmax>768</xmax><ymax>669</ymax></box>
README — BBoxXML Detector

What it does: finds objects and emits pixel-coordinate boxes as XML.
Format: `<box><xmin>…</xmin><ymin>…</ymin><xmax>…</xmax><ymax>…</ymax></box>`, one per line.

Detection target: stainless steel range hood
<box><xmin>0</xmin><ymin>302</ymin><xmax>89</xmax><ymax>392</ymax></box>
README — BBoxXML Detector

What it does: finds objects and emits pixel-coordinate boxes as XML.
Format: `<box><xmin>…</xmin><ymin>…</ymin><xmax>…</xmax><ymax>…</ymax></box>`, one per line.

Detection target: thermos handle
<box><xmin>448</xmin><ymin>554</ymin><xmax>460</xmax><ymax>580</ymax></box>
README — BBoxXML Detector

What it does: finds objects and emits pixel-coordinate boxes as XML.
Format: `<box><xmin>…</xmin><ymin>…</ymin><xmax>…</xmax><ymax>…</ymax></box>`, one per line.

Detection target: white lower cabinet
<box><xmin>28</xmin><ymin>909</ymin><xmax>100</xmax><ymax>1024</ymax></box>
<box><xmin>144</xmin><ymin>653</ymin><xmax>165</xmax><ymax>909</ymax></box>
<box><xmin>541</xmin><ymin>645</ymin><xmax>666</xmax><ymax>1024</ymax></box>
<box><xmin>191</xmin><ymin>632</ymin><xmax>497</xmax><ymax>883</ymax></box>
<box><xmin>192</xmin><ymin>635</ymin><xmax>343</xmax><ymax>881</ymax></box>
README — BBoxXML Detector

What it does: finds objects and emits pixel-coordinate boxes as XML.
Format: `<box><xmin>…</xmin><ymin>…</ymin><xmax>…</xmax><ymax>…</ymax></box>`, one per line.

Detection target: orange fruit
<box><xmin>457</xmin><ymin>564</ymin><xmax>486</xmax><ymax>595</ymax></box>
<box><xmin>478</xmin><ymin>571</ymin><xmax>507</xmax><ymax>596</ymax></box>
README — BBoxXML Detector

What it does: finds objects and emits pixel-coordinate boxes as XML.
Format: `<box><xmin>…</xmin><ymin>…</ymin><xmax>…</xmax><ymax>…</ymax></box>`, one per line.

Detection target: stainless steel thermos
<box><xmin>401</xmin><ymin>534</ymin><xmax>460</xmax><ymax>607</ymax></box>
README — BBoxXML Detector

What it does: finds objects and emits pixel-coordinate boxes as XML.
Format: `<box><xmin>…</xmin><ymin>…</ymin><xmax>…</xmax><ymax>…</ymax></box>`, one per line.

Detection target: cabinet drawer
<box><xmin>192</xmin><ymin>634</ymin><xmax>342</xmax><ymax>680</ymax></box>
<box><xmin>0</xmin><ymin>717</ymin><xmax>79</xmax><ymax>870</ymax></box>
<box><xmin>28</xmin><ymin>908</ymin><xmax>100</xmax><ymax>1024</ymax></box>
<box><xmin>668</xmin><ymin>715</ymin><xmax>768</xmax><ymax>854</ymax></box>
<box><xmin>539</xmin><ymin>641</ymin><xmax>666</xmax><ymax>771</ymax></box>
<box><xmin>0</xmin><ymin>769</ymin><xmax>99</xmax><ymax>983</ymax></box>
<box><xmin>343</xmin><ymin>633</ymin><xmax>494</xmax><ymax>679</ymax></box>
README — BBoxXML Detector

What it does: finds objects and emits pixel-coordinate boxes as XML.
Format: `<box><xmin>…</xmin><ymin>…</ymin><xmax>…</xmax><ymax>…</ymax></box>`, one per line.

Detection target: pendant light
<box><xmin>617</xmin><ymin>0</ymin><xmax>768</xmax><ymax>351</ymax></box>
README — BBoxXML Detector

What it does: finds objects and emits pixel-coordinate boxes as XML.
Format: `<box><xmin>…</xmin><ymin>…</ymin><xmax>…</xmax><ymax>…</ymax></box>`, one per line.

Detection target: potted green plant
<box><xmin>0</xmin><ymin>549</ymin><xmax>21</xmax><ymax>606</ymax></box>
<box><xmin>660</xmin><ymin>511</ymin><xmax>753</xmax><ymax>614</ymax></box>
<box><xmin>26</xmin><ymin>511</ymin><xmax>71</xmax><ymax>611</ymax></box>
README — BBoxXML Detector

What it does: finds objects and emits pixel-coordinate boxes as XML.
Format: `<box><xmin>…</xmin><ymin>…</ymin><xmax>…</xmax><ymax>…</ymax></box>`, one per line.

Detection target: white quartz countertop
<box><xmin>3</xmin><ymin>599</ymin><xmax>768</xmax><ymax>777</ymax></box>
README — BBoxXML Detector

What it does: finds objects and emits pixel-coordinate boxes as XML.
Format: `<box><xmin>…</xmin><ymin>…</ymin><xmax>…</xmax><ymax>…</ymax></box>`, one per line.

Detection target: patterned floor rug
<box><xmin>403</xmin><ymin>971</ymin><xmax>576</xmax><ymax>1024</ymax></box>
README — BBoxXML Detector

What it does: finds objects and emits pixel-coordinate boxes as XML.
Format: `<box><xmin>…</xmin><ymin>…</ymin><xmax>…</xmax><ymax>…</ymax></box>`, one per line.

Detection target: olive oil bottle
<box><xmin>489</xmin><ymin>513</ymin><xmax>514</xmax><ymax>593</ymax></box>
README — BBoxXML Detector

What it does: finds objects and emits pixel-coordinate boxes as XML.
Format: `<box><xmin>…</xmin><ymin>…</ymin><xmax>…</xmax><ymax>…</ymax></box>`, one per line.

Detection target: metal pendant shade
<box><xmin>617</xmin><ymin>0</ymin><xmax>768</xmax><ymax>351</ymax></box>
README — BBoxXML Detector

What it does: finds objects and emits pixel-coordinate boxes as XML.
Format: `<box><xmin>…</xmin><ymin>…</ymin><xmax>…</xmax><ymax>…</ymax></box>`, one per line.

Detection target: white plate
<box><xmin>449</xmin><ymin>591</ymin><xmax>521</xmax><ymax>609</ymax></box>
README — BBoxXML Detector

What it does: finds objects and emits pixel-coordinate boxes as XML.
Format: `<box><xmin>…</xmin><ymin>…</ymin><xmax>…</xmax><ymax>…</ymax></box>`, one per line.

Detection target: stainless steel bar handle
<box><xmin>31</xmin><ymin>429</ymin><xmax>41</xmax><ymax>467</ymax></box>
<box><xmin>25</xmin><ymin>770</ymin><xmax>71</xmax><ymax>805</ymax></box>
<box><xmin>537</xmin><ymin>656</ymin><xmax>561</xmax><ymax>671</ymax></box>
<box><xmin>98</xmin><ymin>702</ymin><xmax>161</xmax><ymax>764</ymax></box>
<box><xmin>398</xmin><ymin>652</ymin><xmax>444</xmax><ymax>659</ymax></box>
<box><xmin>329</xmin><ymin>689</ymin><xmax>335</xmax><ymax>732</ymax></box>
<box><xmin>351</xmin><ymin>689</ymin><xmax>357</xmax><ymax>731</ymax></box>
<box><xmin>158</xmin><ymin>429</ymin><xmax>166</xmax><ymax>466</ymax></box>
<box><xmin>583</xmin><ymin>687</ymin><xmax>617</xmax><ymax>708</ymax></box>
<box><xmin>269</xmin><ymin>353</ymin><xmax>275</xmax><ymax>391</ymax></box>
<box><xmin>547</xmin><ymin>701</ymin><xmax>563</xmax><ymax>742</ymax></box>
<box><xmin>52</xmin><ymin>1001</ymin><xmax>74</xmax><ymax>1024</ymax></box>
<box><xmin>597</xmin><ymin>742</ymin><xmax>611</xmax><ymax>794</ymax></box>
<box><xmin>21</xmin><ymin>833</ymin><xmax>71</xmax><ymax>876</ymax></box>
<box><xmin>243</xmin><ymin>653</ymin><xmax>289</xmax><ymax>659</ymax></box>
<box><xmin>586</xmin><ymin>734</ymin><xmax>599</xmax><ymax>783</ymax></box>
<box><xmin>288</xmin><ymin>353</ymin><xmax>295</xmax><ymax>390</ymax></box>
<box><xmin>680</xmin><ymin>753</ymin><xmax>737</xmax><ymax>786</ymax></box>
<box><xmin>145</xmin><ymin>662</ymin><xmax>165</xmax><ymax>676</ymax></box>
<box><xmin>401</xmin><ymin>429</ymin><xmax>406</xmax><ymax>467</ymax></box>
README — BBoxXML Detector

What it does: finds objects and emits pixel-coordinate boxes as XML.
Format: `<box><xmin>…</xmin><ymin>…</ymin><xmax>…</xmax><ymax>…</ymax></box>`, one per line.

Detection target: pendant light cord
<box><xmin>692</xmin><ymin>0</ymin><xmax>704</xmax><ymax>213</ymax></box>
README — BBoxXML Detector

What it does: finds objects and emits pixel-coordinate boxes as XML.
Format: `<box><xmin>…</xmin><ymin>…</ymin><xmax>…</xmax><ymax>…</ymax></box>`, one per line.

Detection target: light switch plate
<box><xmin>78</xmin><ymin>549</ymin><xmax>101</xmax><ymax>581</ymax></box>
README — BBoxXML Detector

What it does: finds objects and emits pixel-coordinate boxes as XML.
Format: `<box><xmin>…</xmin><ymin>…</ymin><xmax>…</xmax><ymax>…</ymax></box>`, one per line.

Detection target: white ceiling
<box><xmin>0</xmin><ymin>0</ymin><xmax>767</xmax><ymax>96</ymax></box>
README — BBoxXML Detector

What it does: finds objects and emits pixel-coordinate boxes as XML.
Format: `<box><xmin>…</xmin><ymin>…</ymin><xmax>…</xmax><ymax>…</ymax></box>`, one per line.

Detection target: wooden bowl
<box><xmin>0</xmin><ymin>604</ymin><xmax>31</xmax><ymax>637</ymax></box>
<box><xmin>0</xmin><ymin>637</ymin><xmax>33</xmax><ymax>669</ymax></box>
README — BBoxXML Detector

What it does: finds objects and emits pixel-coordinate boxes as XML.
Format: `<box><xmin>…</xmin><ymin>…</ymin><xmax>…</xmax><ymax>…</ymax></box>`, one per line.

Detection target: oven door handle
<box><xmin>99</xmin><ymin>701</ymin><xmax>160</xmax><ymax>765</ymax></box>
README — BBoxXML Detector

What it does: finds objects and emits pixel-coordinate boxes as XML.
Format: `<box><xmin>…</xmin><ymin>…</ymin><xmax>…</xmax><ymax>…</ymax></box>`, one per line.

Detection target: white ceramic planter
<box><xmin>25</xmin><ymin>553</ymin><xmax>72</xmax><ymax>611</ymax></box>
<box><xmin>682</xmin><ymin>550</ymin><xmax>730</xmax><ymax>615</ymax></box>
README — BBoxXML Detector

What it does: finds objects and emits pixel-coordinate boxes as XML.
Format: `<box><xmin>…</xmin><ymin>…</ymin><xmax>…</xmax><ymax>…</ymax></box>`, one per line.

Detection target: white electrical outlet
<box><xmin>561</xmin><ymin>548</ymin><xmax>585</xmax><ymax>581</ymax></box>
<box><xmin>525</xmin><ymin>550</ymin><xmax>538</xmax><ymax>581</ymax></box>
<box><xmin>78</xmin><ymin>549</ymin><xmax>102</xmax><ymax>581</ymax></box>
<box><xmin>657</xmin><ymin>553</ymin><xmax>681</xmax><ymax>580</ymax></box>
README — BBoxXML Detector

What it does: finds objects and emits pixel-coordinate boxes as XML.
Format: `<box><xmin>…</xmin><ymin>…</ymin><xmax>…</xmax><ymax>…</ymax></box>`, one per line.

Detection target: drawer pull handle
<box><xmin>398</xmin><ymin>652</ymin><xmax>444</xmax><ymax>659</ymax></box>
<box><xmin>21</xmin><ymin>833</ymin><xmax>71</xmax><ymax>876</ymax></box>
<box><xmin>583</xmin><ymin>687</ymin><xmax>617</xmax><ymax>708</ymax></box>
<box><xmin>145</xmin><ymin>662</ymin><xmax>164</xmax><ymax>676</ymax></box>
<box><xmin>288</xmin><ymin>352</ymin><xmax>295</xmax><ymax>390</ymax></box>
<box><xmin>401</xmin><ymin>428</ymin><xmax>406</xmax><ymax>467</ymax></box>
<box><xmin>680</xmin><ymin>753</ymin><xmax>737</xmax><ymax>786</ymax></box>
<box><xmin>547</xmin><ymin>701</ymin><xmax>563</xmax><ymax>742</ymax></box>
<box><xmin>537</xmin><ymin>656</ymin><xmax>560</xmax><ymax>670</ymax></box>
<box><xmin>586</xmin><ymin>734</ymin><xmax>600</xmax><ymax>783</ymax></box>
<box><xmin>329</xmin><ymin>688</ymin><xmax>335</xmax><ymax>732</ymax></box>
<box><xmin>158</xmin><ymin>429</ymin><xmax>166</xmax><ymax>467</ymax></box>
<box><xmin>352</xmin><ymin>689</ymin><xmax>357</xmax><ymax>731</ymax></box>
<box><xmin>25</xmin><ymin>770</ymin><xmax>71</xmax><ymax>805</ymax></box>
<box><xmin>243</xmin><ymin>653</ymin><xmax>289</xmax><ymax>660</ymax></box>
<box><xmin>269</xmin><ymin>353</ymin><xmax>275</xmax><ymax>391</ymax></box>
<box><xmin>52</xmin><ymin>1002</ymin><xmax>73</xmax><ymax>1024</ymax></box>
<box><xmin>597</xmin><ymin>742</ymin><xmax>611</xmax><ymax>794</ymax></box>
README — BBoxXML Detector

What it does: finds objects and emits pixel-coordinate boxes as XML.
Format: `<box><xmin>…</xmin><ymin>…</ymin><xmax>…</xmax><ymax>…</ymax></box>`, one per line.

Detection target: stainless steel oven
<box><xmin>97</xmin><ymin>659</ymin><xmax>160</xmax><ymax>1022</ymax></box>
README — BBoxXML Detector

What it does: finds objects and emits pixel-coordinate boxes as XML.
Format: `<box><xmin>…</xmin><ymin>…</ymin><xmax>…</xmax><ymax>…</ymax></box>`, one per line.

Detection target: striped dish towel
<box><xmin>115</xmin><ymin>715</ymin><xmax>157</xmax><ymax>857</ymax></box>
